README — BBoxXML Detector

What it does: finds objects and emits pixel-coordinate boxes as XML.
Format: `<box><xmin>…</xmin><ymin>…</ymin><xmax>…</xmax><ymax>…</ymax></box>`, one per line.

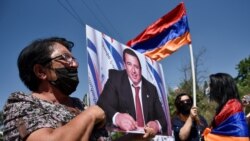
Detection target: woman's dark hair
<box><xmin>174</xmin><ymin>93</ymin><xmax>193</xmax><ymax>114</ymax></box>
<box><xmin>17</xmin><ymin>37</ymin><xmax>74</xmax><ymax>91</ymax></box>
<box><xmin>209</xmin><ymin>73</ymin><xmax>240</xmax><ymax>114</ymax></box>
<box><xmin>123</xmin><ymin>48</ymin><xmax>141</xmax><ymax>69</ymax></box>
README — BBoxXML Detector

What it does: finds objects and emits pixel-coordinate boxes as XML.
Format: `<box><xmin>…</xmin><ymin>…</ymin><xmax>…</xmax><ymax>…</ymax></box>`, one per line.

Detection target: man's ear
<box><xmin>123</xmin><ymin>62</ymin><xmax>127</xmax><ymax>69</ymax></box>
<box><xmin>33</xmin><ymin>64</ymin><xmax>46</xmax><ymax>80</ymax></box>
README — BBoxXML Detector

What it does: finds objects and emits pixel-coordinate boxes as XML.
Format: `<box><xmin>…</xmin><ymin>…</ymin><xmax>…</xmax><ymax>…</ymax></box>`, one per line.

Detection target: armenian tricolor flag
<box><xmin>127</xmin><ymin>2</ymin><xmax>191</xmax><ymax>61</ymax></box>
<box><xmin>203</xmin><ymin>99</ymin><xmax>249</xmax><ymax>141</ymax></box>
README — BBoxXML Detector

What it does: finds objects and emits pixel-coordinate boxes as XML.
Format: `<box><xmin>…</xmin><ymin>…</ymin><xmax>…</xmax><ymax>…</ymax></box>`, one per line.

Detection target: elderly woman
<box><xmin>3</xmin><ymin>37</ymin><xmax>107</xmax><ymax>141</ymax></box>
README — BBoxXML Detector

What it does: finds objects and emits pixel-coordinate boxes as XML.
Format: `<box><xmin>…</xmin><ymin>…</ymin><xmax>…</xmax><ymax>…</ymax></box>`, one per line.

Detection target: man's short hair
<box><xmin>122</xmin><ymin>48</ymin><xmax>141</xmax><ymax>69</ymax></box>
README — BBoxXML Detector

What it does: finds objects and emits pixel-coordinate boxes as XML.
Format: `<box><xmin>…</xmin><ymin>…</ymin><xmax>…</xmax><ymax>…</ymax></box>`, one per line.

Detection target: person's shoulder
<box><xmin>171</xmin><ymin>115</ymin><xmax>183</xmax><ymax>126</ymax></box>
<box><xmin>3</xmin><ymin>91</ymin><xmax>31</xmax><ymax>115</ymax></box>
<box><xmin>142</xmin><ymin>77</ymin><xmax>156</xmax><ymax>88</ymax></box>
<box><xmin>224</xmin><ymin>98</ymin><xmax>242</xmax><ymax>111</ymax></box>
<box><xmin>6</xmin><ymin>91</ymin><xmax>29</xmax><ymax>101</ymax></box>
<box><xmin>171</xmin><ymin>114</ymin><xmax>180</xmax><ymax>122</ymax></box>
<box><xmin>108</xmin><ymin>69</ymin><xmax>124</xmax><ymax>74</ymax></box>
<box><xmin>70</xmin><ymin>97</ymin><xmax>82</xmax><ymax>103</ymax></box>
<box><xmin>108</xmin><ymin>69</ymin><xmax>125</xmax><ymax>78</ymax></box>
<box><xmin>70</xmin><ymin>97</ymin><xmax>84</xmax><ymax>110</ymax></box>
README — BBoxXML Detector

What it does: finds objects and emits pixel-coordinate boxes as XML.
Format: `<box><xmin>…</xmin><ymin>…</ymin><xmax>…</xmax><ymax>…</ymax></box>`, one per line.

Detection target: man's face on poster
<box><xmin>124</xmin><ymin>53</ymin><xmax>142</xmax><ymax>86</ymax></box>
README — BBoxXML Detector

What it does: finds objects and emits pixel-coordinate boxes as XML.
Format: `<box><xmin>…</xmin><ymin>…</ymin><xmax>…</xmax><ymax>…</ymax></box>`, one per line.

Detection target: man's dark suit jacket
<box><xmin>97</xmin><ymin>69</ymin><xmax>167</xmax><ymax>133</ymax></box>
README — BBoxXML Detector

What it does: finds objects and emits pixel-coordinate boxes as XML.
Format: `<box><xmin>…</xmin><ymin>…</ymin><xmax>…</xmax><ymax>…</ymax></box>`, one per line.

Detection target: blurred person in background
<box><xmin>241</xmin><ymin>93</ymin><xmax>250</xmax><ymax>136</ymax></box>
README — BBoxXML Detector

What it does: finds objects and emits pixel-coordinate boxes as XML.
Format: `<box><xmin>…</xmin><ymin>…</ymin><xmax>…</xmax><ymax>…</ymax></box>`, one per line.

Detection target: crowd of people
<box><xmin>2</xmin><ymin>36</ymin><xmax>250</xmax><ymax>141</ymax></box>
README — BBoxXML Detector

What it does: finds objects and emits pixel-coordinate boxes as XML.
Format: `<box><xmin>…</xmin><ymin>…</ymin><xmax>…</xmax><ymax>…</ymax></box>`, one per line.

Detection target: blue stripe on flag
<box><xmin>211</xmin><ymin>112</ymin><xmax>249</xmax><ymax>137</ymax></box>
<box><xmin>132</xmin><ymin>15</ymin><xmax>190</xmax><ymax>53</ymax></box>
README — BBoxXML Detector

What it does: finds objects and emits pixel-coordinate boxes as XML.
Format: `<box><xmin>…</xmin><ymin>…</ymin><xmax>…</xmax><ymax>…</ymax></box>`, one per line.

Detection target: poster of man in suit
<box><xmin>87</xmin><ymin>25</ymin><xmax>172</xmax><ymax>137</ymax></box>
<box><xmin>98</xmin><ymin>48</ymin><xmax>168</xmax><ymax>136</ymax></box>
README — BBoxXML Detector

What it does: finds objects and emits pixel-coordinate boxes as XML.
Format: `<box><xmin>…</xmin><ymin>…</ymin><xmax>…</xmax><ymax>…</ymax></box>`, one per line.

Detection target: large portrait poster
<box><xmin>86</xmin><ymin>25</ymin><xmax>172</xmax><ymax>136</ymax></box>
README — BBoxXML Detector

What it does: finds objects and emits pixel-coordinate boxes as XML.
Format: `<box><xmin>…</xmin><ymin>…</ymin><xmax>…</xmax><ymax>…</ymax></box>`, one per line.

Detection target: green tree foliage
<box><xmin>167</xmin><ymin>55</ymin><xmax>250</xmax><ymax>125</ymax></box>
<box><xmin>236</xmin><ymin>56</ymin><xmax>250</xmax><ymax>96</ymax></box>
<box><xmin>236</xmin><ymin>56</ymin><xmax>250</xmax><ymax>113</ymax></box>
<box><xmin>167</xmin><ymin>79</ymin><xmax>216</xmax><ymax>125</ymax></box>
<box><xmin>167</xmin><ymin>88</ymin><xmax>176</xmax><ymax>117</ymax></box>
<box><xmin>167</xmin><ymin>48</ymin><xmax>216</xmax><ymax>125</ymax></box>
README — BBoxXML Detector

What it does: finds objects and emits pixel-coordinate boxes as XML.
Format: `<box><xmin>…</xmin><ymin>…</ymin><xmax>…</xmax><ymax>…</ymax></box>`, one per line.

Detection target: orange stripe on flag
<box><xmin>145</xmin><ymin>32</ymin><xmax>191</xmax><ymax>61</ymax></box>
<box><xmin>203</xmin><ymin>128</ymin><xmax>250</xmax><ymax>141</ymax></box>
<box><xmin>204</xmin><ymin>133</ymin><xmax>250</xmax><ymax>141</ymax></box>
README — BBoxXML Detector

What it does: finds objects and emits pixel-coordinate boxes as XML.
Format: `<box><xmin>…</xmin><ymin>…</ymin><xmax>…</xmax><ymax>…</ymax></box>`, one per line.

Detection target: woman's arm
<box><xmin>26</xmin><ymin>105</ymin><xmax>105</xmax><ymax>141</ymax></box>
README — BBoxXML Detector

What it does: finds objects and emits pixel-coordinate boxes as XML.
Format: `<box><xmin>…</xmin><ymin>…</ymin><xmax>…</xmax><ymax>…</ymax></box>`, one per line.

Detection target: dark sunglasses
<box><xmin>180</xmin><ymin>99</ymin><xmax>191</xmax><ymax>104</ymax></box>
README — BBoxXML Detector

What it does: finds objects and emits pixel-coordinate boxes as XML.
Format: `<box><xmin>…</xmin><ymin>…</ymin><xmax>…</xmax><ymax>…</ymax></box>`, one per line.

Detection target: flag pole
<box><xmin>189</xmin><ymin>44</ymin><xmax>196</xmax><ymax>106</ymax></box>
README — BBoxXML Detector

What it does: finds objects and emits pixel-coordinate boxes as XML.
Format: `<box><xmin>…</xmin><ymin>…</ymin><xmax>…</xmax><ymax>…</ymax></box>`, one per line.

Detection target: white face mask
<box><xmin>205</xmin><ymin>86</ymin><xmax>211</xmax><ymax>102</ymax></box>
<box><xmin>205</xmin><ymin>86</ymin><xmax>210</xmax><ymax>96</ymax></box>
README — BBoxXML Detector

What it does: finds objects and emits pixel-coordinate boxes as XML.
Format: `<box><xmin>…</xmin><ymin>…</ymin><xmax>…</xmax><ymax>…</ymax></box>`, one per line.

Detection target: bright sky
<box><xmin>1</xmin><ymin>0</ymin><xmax>250</xmax><ymax>110</ymax></box>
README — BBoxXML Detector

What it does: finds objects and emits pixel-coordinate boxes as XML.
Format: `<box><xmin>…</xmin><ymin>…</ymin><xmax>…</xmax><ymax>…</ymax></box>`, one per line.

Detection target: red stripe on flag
<box><xmin>127</xmin><ymin>2</ymin><xmax>186</xmax><ymax>47</ymax></box>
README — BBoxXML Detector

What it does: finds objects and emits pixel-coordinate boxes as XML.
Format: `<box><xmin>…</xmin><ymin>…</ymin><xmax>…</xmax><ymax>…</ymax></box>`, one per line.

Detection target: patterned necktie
<box><xmin>134</xmin><ymin>86</ymin><xmax>144</xmax><ymax>127</ymax></box>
